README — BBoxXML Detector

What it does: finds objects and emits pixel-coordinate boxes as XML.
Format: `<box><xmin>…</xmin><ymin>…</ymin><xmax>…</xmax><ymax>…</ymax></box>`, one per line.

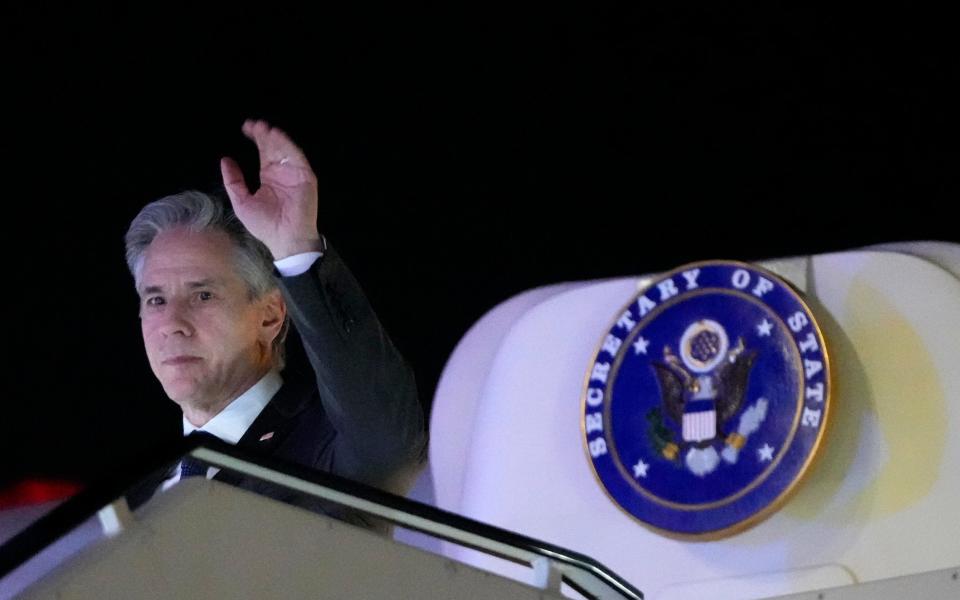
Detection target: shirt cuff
<box><xmin>274</xmin><ymin>251</ymin><xmax>324</xmax><ymax>277</ymax></box>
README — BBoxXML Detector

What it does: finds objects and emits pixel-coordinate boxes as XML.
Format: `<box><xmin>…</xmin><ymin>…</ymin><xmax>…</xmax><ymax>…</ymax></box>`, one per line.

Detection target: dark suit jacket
<box><xmin>130</xmin><ymin>243</ymin><xmax>427</xmax><ymax>534</ymax></box>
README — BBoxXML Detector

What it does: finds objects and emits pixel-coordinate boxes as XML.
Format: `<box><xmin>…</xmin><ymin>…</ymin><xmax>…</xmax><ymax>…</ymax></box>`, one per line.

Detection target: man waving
<box><xmin>125</xmin><ymin>120</ymin><xmax>426</xmax><ymax>531</ymax></box>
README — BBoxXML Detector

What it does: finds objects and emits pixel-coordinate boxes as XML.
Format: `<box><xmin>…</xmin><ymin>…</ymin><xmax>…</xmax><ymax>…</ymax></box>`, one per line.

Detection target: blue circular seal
<box><xmin>581</xmin><ymin>261</ymin><xmax>831</xmax><ymax>538</ymax></box>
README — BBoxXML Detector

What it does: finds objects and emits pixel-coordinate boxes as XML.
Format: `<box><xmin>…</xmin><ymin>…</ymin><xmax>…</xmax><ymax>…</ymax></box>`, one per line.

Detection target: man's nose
<box><xmin>158</xmin><ymin>301</ymin><xmax>195</xmax><ymax>337</ymax></box>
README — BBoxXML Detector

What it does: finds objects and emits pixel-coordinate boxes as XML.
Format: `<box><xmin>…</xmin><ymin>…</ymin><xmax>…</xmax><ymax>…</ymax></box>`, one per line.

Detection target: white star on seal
<box><xmin>757</xmin><ymin>319</ymin><xmax>773</xmax><ymax>337</ymax></box>
<box><xmin>633</xmin><ymin>459</ymin><xmax>649</xmax><ymax>478</ymax></box>
<box><xmin>633</xmin><ymin>336</ymin><xmax>650</xmax><ymax>355</ymax></box>
<box><xmin>758</xmin><ymin>443</ymin><xmax>775</xmax><ymax>462</ymax></box>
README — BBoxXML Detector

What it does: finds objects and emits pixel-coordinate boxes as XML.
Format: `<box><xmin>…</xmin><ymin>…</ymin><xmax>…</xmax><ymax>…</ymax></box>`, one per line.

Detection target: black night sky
<box><xmin>2</xmin><ymin>4</ymin><xmax>957</xmax><ymax>492</ymax></box>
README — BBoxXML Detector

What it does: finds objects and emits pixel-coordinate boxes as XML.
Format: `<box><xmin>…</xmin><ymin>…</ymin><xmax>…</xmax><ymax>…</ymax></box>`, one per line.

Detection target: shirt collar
<box><xmin>183</xmin><ymin>370</ymin><xmax>283</xmax><ymax>444</ymax></box>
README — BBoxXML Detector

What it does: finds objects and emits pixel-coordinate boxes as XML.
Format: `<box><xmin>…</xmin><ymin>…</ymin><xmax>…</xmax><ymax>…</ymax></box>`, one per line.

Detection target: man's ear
<box><xmin>258</xmin><ymin>289</ymin><xmax>287</xmax><ymax>344</ymax></box>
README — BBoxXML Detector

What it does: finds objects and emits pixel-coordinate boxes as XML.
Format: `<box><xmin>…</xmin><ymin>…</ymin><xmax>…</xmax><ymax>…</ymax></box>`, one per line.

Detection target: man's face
<box><xmin>138</xmin><ymin>227</ymin><xmax>282</xmax><ymax>416</ymax></box>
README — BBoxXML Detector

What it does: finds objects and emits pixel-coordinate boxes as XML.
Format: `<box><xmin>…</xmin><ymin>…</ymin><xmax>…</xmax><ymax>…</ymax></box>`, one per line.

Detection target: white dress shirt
<box><xmin>162</xmin><ymin>370</ymin><xmax>283</xmax><ymax>489</ymax></box>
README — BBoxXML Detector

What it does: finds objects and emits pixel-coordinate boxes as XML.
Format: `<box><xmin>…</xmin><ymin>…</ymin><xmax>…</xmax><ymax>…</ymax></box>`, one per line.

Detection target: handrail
<box><xmin>1</xmin><ymin>437</ymin><xmax>643</xmax><ymax>599</ymax></box>
<box><xmin>0</xmin><ymin>437</ymin><xmax>191</xmax><ymax>577</ymax></box>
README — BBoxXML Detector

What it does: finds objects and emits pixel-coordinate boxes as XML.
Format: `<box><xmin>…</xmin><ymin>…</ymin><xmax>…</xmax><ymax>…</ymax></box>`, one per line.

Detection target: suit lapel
<box><xmin>213</xmin><ymin>367</ymin><xmax>315</xmax><ymax>486</ymax></box>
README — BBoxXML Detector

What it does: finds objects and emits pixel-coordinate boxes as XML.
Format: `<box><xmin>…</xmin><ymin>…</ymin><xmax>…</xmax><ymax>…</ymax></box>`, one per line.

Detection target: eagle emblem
<box><xmin>581</xmin><ymin>261</ymin><xmax>831</xmax><ymax>538</ymax></box>
<box><xmin>648</xmin><ymin>319</ymin><xmax>768</xmax><ymax>476</ymax></box>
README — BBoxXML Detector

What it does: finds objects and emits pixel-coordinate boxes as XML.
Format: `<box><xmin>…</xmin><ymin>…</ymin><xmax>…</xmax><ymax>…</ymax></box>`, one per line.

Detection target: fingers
<box><xmin>241</xmin><ymin>118</ymin><xmax>311</xmax><ymax>169</ymax></box>
<box><xmin>220</xmin><ymin>156</ymin><xmax>250</xmax><ymax>206</ymax></box>
<box><xmin>241</xmin><ymin>118</ymin><xmax>270</xmax><ymax>144</ymax></box>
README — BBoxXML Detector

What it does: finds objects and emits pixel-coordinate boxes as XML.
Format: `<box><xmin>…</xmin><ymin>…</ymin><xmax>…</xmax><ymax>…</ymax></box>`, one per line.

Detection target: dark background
<box><xmin>2</xmin><ymin>4</ymin><xmax>957</xmax><ymax>490</ymax></box>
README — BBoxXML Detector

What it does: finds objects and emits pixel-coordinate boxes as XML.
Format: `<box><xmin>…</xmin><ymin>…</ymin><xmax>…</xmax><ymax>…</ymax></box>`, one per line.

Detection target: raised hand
<box><xmin>220</xmin><ymin>119</ymin><xmax>322</xmax><ymax>259</ymax></box>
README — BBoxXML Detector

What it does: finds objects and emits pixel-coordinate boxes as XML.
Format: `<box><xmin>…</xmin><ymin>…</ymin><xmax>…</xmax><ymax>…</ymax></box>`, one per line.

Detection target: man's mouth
<box><xmin>162</xmin><ymin>356</ymin><xmax>203</xmax><ymax>365</ymax></box>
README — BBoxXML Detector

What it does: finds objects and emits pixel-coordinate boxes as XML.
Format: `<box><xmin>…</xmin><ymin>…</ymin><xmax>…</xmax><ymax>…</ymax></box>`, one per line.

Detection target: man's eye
<box><xmin>197</xmin><ymin>291</ymin><xmax>213</xmax><ymax>301</ymax></box>
<box><xmin>145</xmin><ymin>296</ymin><xmax>165</xmax><ymax>306</ymax></box>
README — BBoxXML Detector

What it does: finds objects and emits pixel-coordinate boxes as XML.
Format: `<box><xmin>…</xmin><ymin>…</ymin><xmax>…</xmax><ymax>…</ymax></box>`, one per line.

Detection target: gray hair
<box><xmin>124</xmin><ymin>190</ymin><xmax>289</xmax><ymax>370</ymax></box>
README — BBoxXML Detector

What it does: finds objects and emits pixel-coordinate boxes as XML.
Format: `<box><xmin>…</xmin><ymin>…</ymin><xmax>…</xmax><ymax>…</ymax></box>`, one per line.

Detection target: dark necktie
<box><xmin>180</xmin><ymin>430</ymin><xmax>220</xmax><ymax>479</ymax></box>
